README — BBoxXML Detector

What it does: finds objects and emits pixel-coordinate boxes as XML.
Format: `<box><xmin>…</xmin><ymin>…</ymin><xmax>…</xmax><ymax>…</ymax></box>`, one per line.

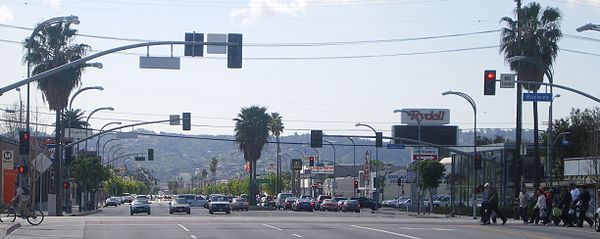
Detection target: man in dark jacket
<box><xmin>577</xmin><ymin>185</ymin><xmax>594</xmax><ymax>227</ymax></box>
<box><xmin>484</xmin><ymin>183</ymin><xmax>507</xmax><ymax>225</ymax></box>
<box><xmin>560</xmin><ymin>186</ymin><xmax>574</xmax><ymax>227</ymax></box>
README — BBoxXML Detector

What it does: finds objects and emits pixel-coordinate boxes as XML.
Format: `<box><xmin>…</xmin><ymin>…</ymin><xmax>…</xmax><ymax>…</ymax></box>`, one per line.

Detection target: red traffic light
<box><xmin>63</xmin><ymin>181</ymin><xmax>70</xmax><ymax>190</ymax></box>
<box><xmin>18</xmin><ymin>165</ymin><xmax>25</xmax><ymax>174</ymax></box>
<box><xmin>486</xmin><ymin>71</ymin><xmax>496</xmax><ymax>80</ymax></box>
<box><xmin>22</xmin><ymin>132</ymin><xmax>29</xmax><ymax>140</ymax></box>
<box><xmin>353</xmin><ymin>180</ymin><xmax>359</xmax><ymax>188</ymax></box>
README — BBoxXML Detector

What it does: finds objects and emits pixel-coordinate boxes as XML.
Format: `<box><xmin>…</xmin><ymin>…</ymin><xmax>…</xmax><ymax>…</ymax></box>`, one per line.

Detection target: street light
<box><xmin>102</xmin><ymin>138</ymin><xmax>120</xmax><ymax>162</ymax></box>
<box><xmin>355</xmin><ymin>122</ymin><xmax>380</xmax><ymax>201</ymax></box>
<box><xmin>576</xmin><ymin>23</ymin><xmax>600</xmax><ymax>32</ymax></box>
<box><xmin>67</xmin><ymin>86</ymin><xmax>104</xmax><ymax>138</ymax></box>
<box><xmin>323</xmin><ymin>140</ymin><xmax>336</xmax><ymax>196</ymax></box>
<box><xmin>547</xmin><ymin>94</ymin><xmax>561</xmax><ymax>186</ymax></box>
<box><xmin>84</xmin><ymin>107</ymin><xmax>114</xmax><ymax>150</ymax></box>
<box><xmin>442</xmin><ymin>90</ymin><xmax>478</xmax><ymax>219</ymax></box>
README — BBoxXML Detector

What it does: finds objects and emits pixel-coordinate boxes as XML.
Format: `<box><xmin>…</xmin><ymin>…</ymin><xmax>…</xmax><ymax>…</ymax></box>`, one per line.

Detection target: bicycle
<box><xmin>0</xmin><ymin>195</ymin><xmax>44</xmax><ymax>226</ymax></box>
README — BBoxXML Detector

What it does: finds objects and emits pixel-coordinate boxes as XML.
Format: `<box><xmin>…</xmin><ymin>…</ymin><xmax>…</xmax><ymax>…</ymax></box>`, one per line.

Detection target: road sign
<box><xmin>2</xmin><ymin>150</ymin><xmax>13</xmax><ymax>169</ymax></box>
<box><xmin>412</xmin><ymin>147</ymin><xmax>438</xmax><ymax>161</ymax></box>
<box><xmin>386</xmin><ymin>144</ymin><xmax>405</xmax><ymax>149</ymax></box>
<box><xmin>500</xmin><ymin>73</ymin><xmax>516</xmax><ymax>88</ymax></box>
<box><xmin>207</xmin><ymin>33</ymin><xmax>226</xmax><ymax>54</ymax></box>
<box><xmin>523</xmin><ymin>93</ymin><xmax>552</xmax><ymax>102</ymax></box>
<box><xmin>33</xmin><ymin>153</ymin><xmax>52</xmax><ymax>173</ymax></box>
<box><xmin>255</xmin><ymin>178</ymin><xmax>268</xmax><ymax>184</ymax></box>
<box><xmin>291</xmin><ymin>159</ymin><xmax>302</xmax><ymax>171</ymax></box>
<box><xmin>139</xmin><ymin>56</ymin><xmax>181</xmax><ymax>70</ymax></box>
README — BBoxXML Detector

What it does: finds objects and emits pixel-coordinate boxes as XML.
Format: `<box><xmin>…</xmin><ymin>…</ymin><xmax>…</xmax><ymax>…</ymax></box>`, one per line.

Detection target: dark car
<box><xmin>283</xmin><ymin>197</ymin><xmax>297</xmax><ymax>210</ymax></box>
<box><xmin>349</xmin><ymin>197</ymin><xmax>380</xmax><ymax>211</ymax></box>
<box><xmin>208</xmin><ymin>194</ymin><xmax>231</xmax><ymax>214</ymax></box>
<box><xmin>105</xmin><ymin>197</ymin><xmax>119</xmax><ymax>207</ymax></box>
<box><xmin>292</xmin><ymin>198</ymin><xmax>314</xmax><ymax>212</ymax></box>
<box><xmin>315</xmin><ymin>195</ymin><xmax>331</xmax><ymax>210</ymax></box>
<box><xmin>320</xmin><ymin>199</ymin><xmax>339</xmax><ymax>212</ymax></box>
<box><xmin>130</xmin><ymin>199</ymin><xmax>151</xmax><ymax>215</ymax></box>
<box><xmin>341</xmin><ymin>199</ymin><xmax>360</xmax><ymax>213</ymax></box>
<box><xmin>169</xmin><ymin>198</ymin><xmax>191</xmax><ymax>214</ymax></box>
<box><xmin>231</xmin><ymin>198</ymin><xmax>249</xmax><ymax>211</ymax></box>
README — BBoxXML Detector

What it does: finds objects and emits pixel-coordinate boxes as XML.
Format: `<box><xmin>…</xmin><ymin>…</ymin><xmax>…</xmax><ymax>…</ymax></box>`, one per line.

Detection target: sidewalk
<box><xmin>0</xmin><ymin>222</ymin><xmax>20</xmax><ymax>239</ymax></box>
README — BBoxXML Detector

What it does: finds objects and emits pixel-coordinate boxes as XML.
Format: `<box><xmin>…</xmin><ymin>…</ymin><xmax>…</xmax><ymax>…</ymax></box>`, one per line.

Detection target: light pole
<box><xmin>355</xmin><ymin>122</ymin><xmax>380</xmax><ymax>201</ymax></box>
<box><xmin>15</xmin><ymin>88</ymin><xmax>23</xmax><ymax>129</ymax></box>
<box><xmin>96</xmin><ymin>122</ymin><xmax>121</xmax><ymax>156</ymax></box>
<box><xmin>323</xmin><ymin>140</ymin><xmax>336</xmax><ymax>196</ymax></box>
<box><xmin>442</xmin><ymin>90</ymin><xmax>478</xmax><ymax>219</ymax></box>
<box><xmin>576</xmin><ymin>23</ymin><xmax>600</xmax><ymax>32</ymax></box>
<box><xmin>546</xmin><ymin>94</ymin><xmax>561</xmax><ymax>186</ymax></box>
<box><xmin>102</xmin><ymin>138</ymin><xmax>120</xmax><ymax>162</ymax></box>
<box><xmin>393</xmin><ymin>109</ymin><xmax>423</xmax><ymax>213</ymax></box>
<box><xmin>345</xmin><ymin>136</ymin><xmax>357</xmax><ymax>197</ymax></box>
<box><xmin>84</xmin><ymin>107</ymin><xmax>114</xmax><ymax>151</ymax></box>
<box><xmin>67</xmin><ymin>86</ymin><xmax>104</xmax><ymax>140</ymax></box>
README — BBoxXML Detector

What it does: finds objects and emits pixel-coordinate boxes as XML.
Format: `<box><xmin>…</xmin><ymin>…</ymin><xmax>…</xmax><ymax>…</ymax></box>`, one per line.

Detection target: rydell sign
<box><xmin>400</xmin><ymin>109</ymin><xmax>450</xmax><ymax>126</ymax></box>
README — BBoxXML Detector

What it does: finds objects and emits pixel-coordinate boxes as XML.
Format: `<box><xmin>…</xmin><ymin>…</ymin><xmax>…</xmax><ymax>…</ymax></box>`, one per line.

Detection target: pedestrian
<box><xmin>550</xmin><ymin>187</ymin><xmax>562</xmax><ymax>226</ymax></box>
<box><xmin>560</xmin><ymin>186</ymin><xmax>574</xmax><ymax>227</ymax></box>
<box><xmin>518</xmin><ymin>189</ymin><xmax>529</xmax><ymax>224</ymax></box>
<box><xmin>577</xmin><ymin>185</ymin><xmax>594</xmax><ymax>228</ymax></box>
<box><xmin>529</xmin><ymin>189</ymin><xmax>546</xmax><ymax>225</ymax></box>
<box><xmin>483</xmin><ymin>183</ymin><xmax>507</xmax><ymax>225</ymax></box>
<box><xmin>480</xmin><ymin>184</ymin><xmax>489</xmax><ymax>225</ymax></box>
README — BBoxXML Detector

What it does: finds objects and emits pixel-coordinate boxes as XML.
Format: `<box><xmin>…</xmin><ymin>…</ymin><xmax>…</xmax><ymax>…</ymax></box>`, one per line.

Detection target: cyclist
<box><xmin>14</xmin><ymin>186</ymin><xmax>31</xmax><ymax>217</ymax></box>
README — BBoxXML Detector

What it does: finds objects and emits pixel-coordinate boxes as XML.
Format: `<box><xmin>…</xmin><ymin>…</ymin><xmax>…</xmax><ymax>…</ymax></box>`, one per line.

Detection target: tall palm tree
<box><xmin>24</xmin><ymin>21</ymin><xmax>89</xmax><ymax>215</ymax></box>
<box><xmin>268</xmin><ymin>112</ymin><xmax>284</xmax><ymax>194</ymax></box>
<box><xmin>234</xmin><ymin>106</ymin><xmax>270</xmax><ymax>204</ymax></box>
<box><xmin>60</xmin><ymin>108</ymin><xmax>89</xmax><ymax>129</ymax></box>
<box><xmin>201</xmin><ymin>169</ymin><xmax>208</xmax><ymax>189</ymax></box>
<box><xmin>209</xmin><ymin>157</ymin><xmax>218</xmax><ymax>184</ymax></box>
<box><xmin>500</xmin><ymin>2</ymin><xmax>562</xmax><ymax>188</ymax></box>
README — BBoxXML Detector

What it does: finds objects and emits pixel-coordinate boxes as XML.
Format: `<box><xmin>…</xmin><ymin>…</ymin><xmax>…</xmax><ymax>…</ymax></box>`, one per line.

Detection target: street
<box><xmin>4</xmin><ymin>200</ymin><xmax>599</xmax><ymax>239</ymax></box>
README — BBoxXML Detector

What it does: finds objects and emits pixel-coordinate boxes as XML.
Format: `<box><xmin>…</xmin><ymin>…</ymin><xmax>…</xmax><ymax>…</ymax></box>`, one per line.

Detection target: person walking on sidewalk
<box><xmin>483</xmin><ymin>183</ymin><xmax>507</xmax><ymax>225</ymax></box>
<box><xmin>560</xmin><ymin>186</ymin><xmax>574</xmax><ymax>227</ymax></box>
<box><xmin>577</xmin><ymin>185</ymin><xmax>594</xmax><ymax>228</ymax></box>
<box><xmin>518</xmin><ymin>189</ymin><xmax>529</xmax><ymax>224</ymax></box>
<box><xmin>529</xmin><ymin>189</ymin><xmax>546</xmax><ymax>225</ymax></box>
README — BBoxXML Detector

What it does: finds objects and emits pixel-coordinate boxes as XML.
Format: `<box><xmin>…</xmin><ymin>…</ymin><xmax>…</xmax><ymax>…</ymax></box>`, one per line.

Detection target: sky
<box><xmin>0</xmin><ymin>0</ymin><xmax>599</xmax><ymax>139</ymax></box>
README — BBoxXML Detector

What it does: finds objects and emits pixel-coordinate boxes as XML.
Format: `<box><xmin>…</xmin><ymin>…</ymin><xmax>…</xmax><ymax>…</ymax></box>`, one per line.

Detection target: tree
<box><xmin>233</xmin><ymin>106</ymin><xmax>270</xmax><ymax>204</ymax></box>
<box><xmin>24</xmin><ymin>21</ymin><xmax>90</xmax><ymax>213</ymax></box>
<box><xmin>500</xmin><ymin>2</ymin><xmax>562</xmax><ymax>188</ymax></box>
<box><xmin>262</xmin><ymin>172</ymin><xmax>289</xmax><ymax>196</ymax></box>
<box><xmin>416</xmin><ymin>160</ymin><xmax>446</xmax><ymax>213</ymax></box>
<box><xmin>209</xmin><ymin>157</ymin><xmax>218</xmax><ymax>183</ymax></box>
<box><xmin>201</xmin><ymin>169</ymin><xmax>208</xmax><ymax>189</ymax></box>
<box><xmin>71</xmin><ymin>154</ymin><xmax>109</xmax><ymax>210</ymax></box>
<box><xmin>268</xmin><ymin>112</ymin><xmax>284</xmax><ymax>194</ymax></box>
<box><xmin>61</xmin><ymin>108</ymin><xmax>89</xmax><ymax>129</ymax></box>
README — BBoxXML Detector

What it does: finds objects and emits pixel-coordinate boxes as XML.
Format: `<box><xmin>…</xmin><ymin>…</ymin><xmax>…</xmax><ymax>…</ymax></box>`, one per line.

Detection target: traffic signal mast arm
<box><xmin>493</xmin><ymin>79</ymin><xmax>600</xmax><ymax>104</ymax></box>
<box><xmin>64</xmin><ymin>119</ymin><xmax>171</xmax><ymax>149</ymax></box>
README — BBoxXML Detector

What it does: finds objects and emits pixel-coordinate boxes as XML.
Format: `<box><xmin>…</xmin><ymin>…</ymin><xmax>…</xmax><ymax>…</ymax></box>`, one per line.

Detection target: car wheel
<box><xmin>209</xmin><ymin>210</ymin><xmax>214</xmax><ymax>214</ymax></box>
<box><xmin>187</xmin><ymin>210</ymin><xmax>191</xmax><ymax>214</ymax></box>
<box><xmin>130</xmin><ymin>212</ymin><xmax>134</xmax><ymax>216</ymax></box>
<box><xmin>169</xmin><ymin>210</ymin><xmax>173</xmax><ymax>214</ymax></box>
<box><xmin>148</xmin><ymin>211</ymin><xmax>151</xmax><ymax>215</ymax></box>
<box><xmin>246</xmin><ymin>208</ymin><xmax>249</xmax><ymax>211</ymax></box>
<box><xmin>226</xmin><ymin>210</ymin><xmax>231</xmax><ymax>214</ymax></box>
<box><xmin>595</xmin><ymin>215</ymin><xmax>600</xmax><ymax>232</ymax></box>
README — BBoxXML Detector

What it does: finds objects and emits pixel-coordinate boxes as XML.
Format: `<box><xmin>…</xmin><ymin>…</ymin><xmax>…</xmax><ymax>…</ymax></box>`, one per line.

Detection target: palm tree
<box><xmin>268</xmin><ymin>112</ymin><xmax>284</xmax><ymax>194</ymax></box>
<box><xmin>234</xmin><ymin>106</ymin><xmax>270</xmax><ymax>204</ymax></box>
<box><xmin>60</xmin><ymin>108</ymin><xmax>89</xmax><ymax>129</ymax></box>
<box><xmin>209</xmin><ymin>157</ymin><xmax>218</xmax><ymax>184</ymax></box>
<box><xmin>500</xmin><ymin>2</ymin><xmax>562</xmax><ymax>188</ymax></box>
<box><xmin>24</xmin><ymin>21</ymin><xmax>89</xmax><ymax>215</ymax></box>
<box><xmin>201</xmin><ymin>169</ymin><xmax>208</xmax><ymax>189</ymax></box>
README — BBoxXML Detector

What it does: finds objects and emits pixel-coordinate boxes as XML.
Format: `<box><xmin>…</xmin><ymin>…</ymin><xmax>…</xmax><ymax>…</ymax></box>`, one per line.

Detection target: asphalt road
<box><xmin>5</xmin><ymin>200</ymin><xmax>600</xmax><ymax>239</ymax></box>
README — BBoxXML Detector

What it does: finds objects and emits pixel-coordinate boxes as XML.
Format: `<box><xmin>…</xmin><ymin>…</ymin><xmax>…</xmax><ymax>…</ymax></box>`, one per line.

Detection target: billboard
<box><xmin>399</xmin><ymin>109</ymin><xmax>450</xmax><ymax>126</ymax></box>
<box><xmin>392</xmin><ymin>125</ymin><xmax>458</xmax><ymax>146</ymax></box>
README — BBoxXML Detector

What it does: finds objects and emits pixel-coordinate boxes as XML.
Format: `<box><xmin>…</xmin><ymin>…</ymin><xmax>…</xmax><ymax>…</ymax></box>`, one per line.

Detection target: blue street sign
<box><xmin>523</xmin><ymin>93</ymin><xmax>552</xmax><ymax>102</ymax></box>
<box><xmin>387</xmin><ymin>144</ymin><xmax>405</xmax><ymax>149</ymax></box>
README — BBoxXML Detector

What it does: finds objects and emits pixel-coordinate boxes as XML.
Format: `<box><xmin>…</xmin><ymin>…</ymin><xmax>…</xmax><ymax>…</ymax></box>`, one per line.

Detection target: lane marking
<box><xmin>190</xmin><ymin>235</ymin><xmax>197</xmax><ymax>239</ymax></box>
<box><xmin>292</xmin><ymin>234</ymin><xmax>303</xmax><ymax>238</ymax></box>
<box><xmin>398</xmin><ymin>226</ymin><xmax>455</xmax><ymax>231</ymax></box>
<box><xmin>262</xmin><ymin>224</ymin><xmax>283</xmax><ymax>231</ymax></box>
<box><xmin>464</xmin><ymin>225</ymin><xmax>551</xmax><ymax>239</ymax></box>
<box><xmin>178</xmin><ymin>224</ymin><xmax>190</xmax><ymax>232</ymax></box>
<box><xmin>350</xmin><ymin>225</ymin><xmax>422</xmax><ymax>239</ymax></box>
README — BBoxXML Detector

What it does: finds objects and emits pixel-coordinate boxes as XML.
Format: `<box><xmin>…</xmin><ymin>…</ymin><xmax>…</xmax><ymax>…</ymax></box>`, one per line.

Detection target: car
<box><xmin>177</xmin><ymin>194</ymin><xmax>207</xmax><ymax>207</ymax></box>
<box><xmin>592</xmin><ymin>206</ymin><xmax>600</xmax><ymax>232</ymax></box>
<box><xmin>292</xmin><ymin>198</ymin><xmax>314</xmax><ymax>212</ymax></box>
<box><xmin>169</xmin><ymin>198</ymin><xmax>191</xmax><ymax>214</ymax></box>
<box><xmin>341</xmin><ymin>199</ymin><xmax>360</xmax><ymax>213</ymax></box>
<box><xmin>315</xmin><ymin>195</ymin><xmax>332</xmax><ymax>210</ymax></box>
<box><xmin>208</xmin><ymin>194</ymin><xmax>231</xmax><ymax>214</ymax></box>
<box><xmin>231</xmin><ymin>197</ymin><xmax>249</xmax><ymax>211</ymax></box>
<box><xmin>283</xmin><ymin>197</ymin><xmax>297</xmax><ymax>210</ymax></box>
<box><xmin>275</xmin><ymin>193</ymin><xmax>294</xmax><ymax>210</ymax></box>
<box><xmin>130</xmin><ymin>199</ymin><xmax>151</xmax><ymax>215</ymax></box>
<box><xmin>320</xmin><ymin>199</ymin><xmax>339</xmax><ymax>212</ymax></box>
<box><xmin>105</xmin><ymin>197</ymin><xmax>119</xmax><ymax>207</ymax></box>
<box><xmin>349</xmin><ymin>197</ymin><xmax>380</xmax><ymax>211</ymax></box>
<box><xmin>333</xmin><ymin>197</ymin><xmax>347</xmax><ymax>210</ymax></box>
<box><xmin>135</xmin><ymin>195</ymin><xmax>148</xmax><ymax>200</ymax></box>
<box><xmin>397</xmin><ymin>198</ymin><xmax>411</xmax><ymax>209</ymax></box>
<box><xmin>433</xmin><ymin>196</ymin><xmax>451</xmax><ymax>207</ymax></box>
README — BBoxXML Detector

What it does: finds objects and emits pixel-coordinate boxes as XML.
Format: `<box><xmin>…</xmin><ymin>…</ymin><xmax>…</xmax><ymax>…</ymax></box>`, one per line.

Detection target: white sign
<box><xmin>65</xmin><ymin>128</ymin><xmax>92</xmax><ymax>139</ymax></box>
<box><xmin>33</xmin><ymin>153</ymin><xmax>52</xmax><ymax>173</ymax></box>
<box><xmin>207</xmin><ymin>33</ymin><xmax>227</xmax><ymax>54</ymax></box>
<box><xmin>116</xmin><ymin>132</ymin><xmax>138</xmax><ymax>139</ymax></box>
<box><xmin>2</xmin><ymin>150</ymin><xmax>14</xmax><ymax>169</ymax></box>
<box><xmin>500</xmin><ymin>73</ymin><xmax>516</xmax><ymax>88</ymax></box>
<box><xmin>412</xmin><ymin>146</ymin><xmax>439</xmax><ymax>161</ymax></box>
<box><xmin>400</xmin><ymin>109</ymin><xmax>450</xmax><ymax>126</ymax></box>
<box><xmin>139</xmin><ymin>56</ymin><xmax>181</xmax><ymax>70</ymax></box>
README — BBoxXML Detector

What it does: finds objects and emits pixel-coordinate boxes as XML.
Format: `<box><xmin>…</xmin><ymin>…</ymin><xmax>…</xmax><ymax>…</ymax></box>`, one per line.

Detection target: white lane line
<box><xmin>292</xmin><ymin>234</ymin><xmax>303</xmax><ymax>238</ymax></box>
<box><xmin>350</xmin><ymin>225</ymin><xmax>423</xmax><ymax>239</ymax></box>
<box><xmin>178</xmin><ymin>224</ymin><xmax>190</xmax><ymax>232</ymax></box>
<box><xmin>190</xmin><ymin>235</ymin><xmax>197</xmax><ymax>239</ymax></box>
<box><xmin>398</xmin><ymin>226</ymin><xmax>455</xmax><ymax>231</ymax></box>
<box><xmin>262</xmin><ymin>223</ymin><xmax>283</xmax><ymax>231</ymax></box>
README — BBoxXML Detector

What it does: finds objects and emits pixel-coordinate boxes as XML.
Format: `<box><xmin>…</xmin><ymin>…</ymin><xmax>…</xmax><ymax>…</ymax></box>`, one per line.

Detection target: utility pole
<box><xmin>513</xmin><ymin>0</ymin><xmax>524</xmax><ymax>206</ymax></box>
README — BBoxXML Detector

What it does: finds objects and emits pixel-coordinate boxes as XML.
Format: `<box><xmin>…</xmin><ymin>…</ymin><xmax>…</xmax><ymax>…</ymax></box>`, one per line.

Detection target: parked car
<box><xmin>275</xmin><ymin>193</ymin><xmax>294</xmax><ymax>209</ymax></box>
<box><xmin>105</xmin><ymin>197</ymin><xmax>119</xmax><ymax>207</ymax></box>
<box><xmin>284</xmin><ymin>197</ymin><xmax>297</xmax><ymax>210</ymax></box>
<box><xmin>315</xmin><ymin>195</ymin><xmax>332</xmax><ymax>210</ymax></box>
<box><xmin>594</xmin><ymin>206</ymin><xmax>600</xmax><ymax>232</ymax></box>
<box><xmin>397</xmin><ymin>198</ymin><xmax>411</xmax><ymax>209</ymax></box>
<box><xmin>292</xmin><ymin>198</ymin><xmax>314</xmax><ymax>212</ymax></box>
<box><xmin>349</xmin><ymin>197</ymin><xmax>380</xmax><ymax>211</ymax></box>
<box><xmin>130</xmin><ymin>199</ymin><xmax>151</xmax><ymax>215</ymax></box>
<box><xmin>208</xmin><ymin>194</ymin><xmax>231</xmax><ymax>214</ymax></box>
<box><xmin>433</xmin><ymin>196</ymin><xmax>451</xmax><ymax>207</ymax></box>
<box><xmin>231</xmin><ymin>198</ymin><xmax>249</xmax><ymax>211</ymax></box>
<box><xmin>169</xmin><ymin>198</ymin><xmax>191</xmax><ymax>214</ymax></box>
<box><xmin>320</xmin><ymin>199</ymin><xmax>339</xmax><ymax>212</ymax></box>
<box><xmin>341</xmin><ymin>199</ymin><xmax>360</xmax><ymax>213</ymax></box>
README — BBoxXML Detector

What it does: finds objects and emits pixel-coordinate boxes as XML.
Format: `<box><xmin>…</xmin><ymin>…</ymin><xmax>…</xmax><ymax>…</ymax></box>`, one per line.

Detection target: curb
<box><xmin>69</xmin><ymin>209</ymin><xmax>102</xmax><ymax>216</ymax></box>
<box><xmin>1</xmin><ymin>222</ymin><xmax>21</xmax><ymax>239</ymax></box>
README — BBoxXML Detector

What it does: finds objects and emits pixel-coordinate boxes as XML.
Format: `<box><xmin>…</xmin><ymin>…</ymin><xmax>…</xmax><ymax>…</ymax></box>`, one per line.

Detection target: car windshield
<box><xmin>133</xmin><ymin>200</ymin><xmax>148</xmax><ymax>205</ymax></box>
<box><xmin>285</xmin><ymin>197</ymin><xmax>297</xmax><ymax>201</ymax></box>
<box><xmin>212</xmin><ymin>196</ymin><xmax>228</xmax><ymax>202</ymax></box>
<box><xmin>174</xmin><ymin>199</ymin><xmax>188</xmax><ymax>204</ymax></box>
<box><xmin>178</xmin><ymin>195</ymin><xmax>195</xmax><ymax>200</ymax></box>
<box><xmin>323</xmin><ymin>199</ymin><xmax>334</xmax><ymax>203</ymax></box>
<box><xmin>346</xmin><ymin>200</ymin><xmax>359</xmax><ymax>205</ymax></box>
<box><xmin>234</xmin><ymin>198</ymin><xmax>246</xmax><ymax>202</ymax></box>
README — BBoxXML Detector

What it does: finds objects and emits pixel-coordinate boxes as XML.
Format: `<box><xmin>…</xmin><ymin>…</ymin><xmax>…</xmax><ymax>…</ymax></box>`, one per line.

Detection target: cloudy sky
<box><xmin>0</xmin><ymin>0</ymin><xmax>598</xmax><ymax>138</ymax></box>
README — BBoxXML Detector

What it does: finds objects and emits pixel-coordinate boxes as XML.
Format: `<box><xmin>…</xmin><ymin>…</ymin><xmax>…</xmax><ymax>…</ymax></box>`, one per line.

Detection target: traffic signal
<box><xmin>17</xmin><ymin>165</ymin><xmax>26</xmax><ymax>174</ymax></box>
<box><xmin>184</xmin><ymin>32</ymin><xmax>204</xmax><ymax>57</ymax></box>
<box><xmin>475</xmin><ymin>154</ymin><xmax>482</xmax><ymax>170</ymax></box>
<box><xmin>182</xmin><ymin>112</ymin><xmax>191</xmax><ymax>131</ymax></box>
<box><xmin>63</xmin><ymin>181</ymin><xmax>70</xmax><ymax>190</ymax></box>
<box><xmin>353</xmin><ymin>180</ymin><xmax>359</xmax><ymax>189</ymax></box>
<box><xmin>309</xmin><ymin>157</ymin><xmax>315</xmax><ymax>167</ymax></box>
<box><xmin>148</xmin><ymin>149</ymin><xmax>154</xmax><ymax>161</ymax></box>
<box><xmin>375</xmin><ymin>132</ymin><xmax>383</xmax><ymax>148</ymax></box>
<box><xmin>227</xmin><ymin>33</ymin><xmax>243</xmax><ymax>69</ymax></box>
<box><xmin>64</xmin><ymin>146</ymin><xmax>73</xmax><ymax>165</ymax></box>
<box><xmin>310</xmin><ymin>130</ymin><xmax>323</xmax><ymax>148</ymax></box>
<box><xmin>484</xmin><ymin>70</ymin><xmax>496</xmax><ymax>95</ymax></box>
<box><xmin>19</xmin><ymin>130</ymin><xmax>29</xmax><ymax>155</ymax></box>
